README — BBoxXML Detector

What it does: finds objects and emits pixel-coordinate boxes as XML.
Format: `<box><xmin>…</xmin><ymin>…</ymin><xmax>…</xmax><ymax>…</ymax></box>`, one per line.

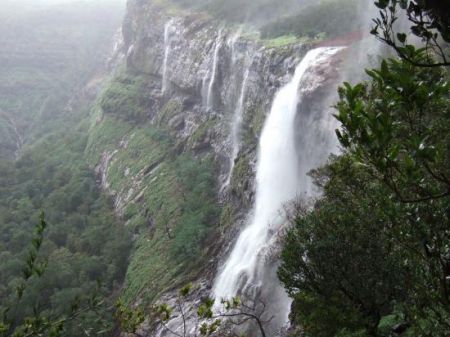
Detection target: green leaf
<box><xmin>397</xmin><ymin>33</ymin><xmax>407</xmax><ymax>43</ymax></box>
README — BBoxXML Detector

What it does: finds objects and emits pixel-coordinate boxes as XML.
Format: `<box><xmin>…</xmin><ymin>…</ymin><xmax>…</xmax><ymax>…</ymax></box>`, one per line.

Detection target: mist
<box><xmin>0</xmin><ymin>0</ymin><xmax>126</xmax><ymax>156</ymax></box>
<box><xmin>2</xmin><ymin>0</ymin><xmax>443</xmax><ymax>336</ymax></box>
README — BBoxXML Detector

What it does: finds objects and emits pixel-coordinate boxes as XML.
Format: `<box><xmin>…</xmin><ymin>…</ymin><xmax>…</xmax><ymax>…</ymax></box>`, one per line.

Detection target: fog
<box><xmin>0</xmin><ymin>0</ymin><xmax>126</xmax><ymax>156</ymax></box>
<box><xmin>0</xmin><ymin>0</ymin><xmax>126</xmax><ymax>19</ymax></box>
<box><xmin>2</xmin><ymin>0</ymin><xmax>125</xmax><ymax>5</ymax></box>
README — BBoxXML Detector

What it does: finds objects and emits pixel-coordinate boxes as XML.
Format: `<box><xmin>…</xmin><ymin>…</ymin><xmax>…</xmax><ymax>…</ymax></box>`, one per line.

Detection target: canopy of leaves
<box><xmin>280</xmin><ymin>9</ymin><xmax>450</xmax><ymax>337</ymax></box>
<box><xmin>0</xmin><ymin>134</ymin><xmax>132</xmax><ymax>336</ymax></box>
<box><xmin>260</xmin><ymin>0</ymin><xmax>360</xmax><ymax>40</ymax></box>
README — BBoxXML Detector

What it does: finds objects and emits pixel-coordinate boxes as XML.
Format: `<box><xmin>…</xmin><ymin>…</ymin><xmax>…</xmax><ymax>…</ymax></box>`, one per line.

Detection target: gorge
<box><xmin>0</xmin><ymin>0</ymin><xmax>401</xmax><ymax>336</ymax></box>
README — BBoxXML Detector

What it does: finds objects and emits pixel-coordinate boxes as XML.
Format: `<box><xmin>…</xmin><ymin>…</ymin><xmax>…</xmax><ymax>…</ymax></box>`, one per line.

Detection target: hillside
<box><xmin>1</xmin><ymin>0</ymin><xmax>448</xmax><ymax>336</ymax></box>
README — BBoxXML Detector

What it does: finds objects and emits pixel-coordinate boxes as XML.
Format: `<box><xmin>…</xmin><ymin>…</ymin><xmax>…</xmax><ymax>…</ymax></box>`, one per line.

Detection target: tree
<box><xmin>0</xmin><ymin>214</ymin><xmax>109</xmax><ymax>337</ymax></box>
<box><xmin>333</xmin><ymin>53</ymin><xmax>450</xmax><ymax>335</ymax></box>
<box><xmin>279</xmin><ymin>157</ymin><xmax>411</xmax><ymax>337</ymax></box>
<box><xmin>117</xmin><ymin>283</ymin><xmax>270</xmax><ymax>337</ymax></box>
<box><xmin>371</xmin><ymin>0</ymin><xmax>450</xmax><ymax>67</ymax></box>
<box><xmin>279</xmin><ymin>1</ymin><xmax>450</xmax><ymax>336</ymax></box>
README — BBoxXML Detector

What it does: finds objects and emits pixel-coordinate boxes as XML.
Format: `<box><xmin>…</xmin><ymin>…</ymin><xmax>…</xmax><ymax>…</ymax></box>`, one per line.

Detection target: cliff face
<box><xmin>86</xmin><ymin>0</ymin><xmax>310</xmax><ymax>304</ymax></box>
<box><xmin>85</xmin><ymin>0</ymin><xmax>343</xmax><ymax>330</ymax></box>
<box><xmin>121</xmin><ymin>0</ymin><xmax>309</xmax><ymax>194</ymax></box>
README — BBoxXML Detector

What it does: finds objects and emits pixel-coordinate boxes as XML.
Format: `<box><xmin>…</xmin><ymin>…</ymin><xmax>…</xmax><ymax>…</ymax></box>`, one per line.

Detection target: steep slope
<box><xmin>86</xmin><ymin>1</ymin><xmax>349</xmax><ymax>331</ymax></box>
<box><xmin>0</xmin><ymin>0</ymin><xmax>369</xmax><ymax>334</ymax></box>
<box><xmin>0</xmin><ymin>2</ymin><xmax>131</xmax><ymax>336</ymax></box>
<box><xmin>87</xmin><ymin>0</ymin><xmax>308</xmax><ymax>306</ymax></box>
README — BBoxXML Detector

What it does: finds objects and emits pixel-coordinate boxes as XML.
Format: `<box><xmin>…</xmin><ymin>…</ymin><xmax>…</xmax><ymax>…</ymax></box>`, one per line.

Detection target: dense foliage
<box><xmin>171</xmin><ymin>0</ymin><xmax>309</xmax><ymax>24</ymax></box>
<box><xmin>371</xmin><ymin>0</ymin><xmax>450</xmax><ymax>67</ymax></box>
<box><xmin>279</xmin><ymin>1</ymin><xmax>450</xmax><ymax>336</ymax></box>
<box><xmin>0</xmin><ymin>130</ymin><xmax>132</xmax><ymax>337</ymax></box>
<box><xmin>1</xmin><ymin>0</ymin><xmax>448</xmax><ymax>336</ymax></box>
<box><xmin>100</xmin><ymin>73</ymin><xmax>154</xmax><ymax>123</ymax></box>
<box><xmin>0</xmin><ymin>215</ymin><xmax>117</xmax><ymax>337</ymax></box>
<box><xmin>260</xmin><ymin>0</ymin><xmax>359</xmax><ymax>40</ymax></box>
<box><xmin>0</xmin><ymin>0</ymin><xmax>124</xmax><ymax>160</ymax></box>
<box><xmin>170</xmin><ymin>0</ymin><xmax>360</xmax><ymax>40</ymax></box>
<box><xmin>89</xmin><ymin>71</ymin><xmax>221</xmax><ymax>303</ymax></box>
<box><xmin>0</xmin><ymin>2</ymin><xmax>130</xmax><ymax>336</ymax></box>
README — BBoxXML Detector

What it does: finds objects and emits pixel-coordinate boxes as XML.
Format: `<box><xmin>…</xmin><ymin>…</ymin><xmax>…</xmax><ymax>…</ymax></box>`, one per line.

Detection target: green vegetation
<box><xmin>279</xmin><ymin>1</ymin><xmax>450</xmax><ymax>336</ymax></box>
<box><xmin>146</xmin><ymin>0</ymin><xmax>361</xmax><ymax>47</ymax></box>
<box><xmin>280</xmin><ymin>157</ymin><xmax>410</xmax><ymax>336</ymax></box>
<box><xmin>99</xmin><ymin>73</ymin><xmax>154</xmax><ymax>123</ymax></box>
<box><xmin>0</xmin><ymin>126</ymin><xmax>132</xmax><ymax>337</ymax></box>
<box><xmin>230</xmin><ymin>155</ymin><xmax>252</xmax><ymax>204</ymax></box>
<box><xmin>0</xmin><ymin>0</ymin><xmax>124</xmax><ymax>159</ymax></box>
<box><xmin>167</xmin><ymin>0</ymin><xmax>359</xmax><ymax>43</ymax></box>
<box><xmin>0</xmin><ymin>2</ymin><xmax>129</xmax><ymax>336</ymax></box>
<box><xmin>171</xmin><ymin>0</ymin><xmax>311</xmax><ymax>24</ymax></box>
<box><xmin>0</xmin><ymin>214</ymin><xmax>116</xmax><ymax>337</ymax></box>
<box><xmin>86</xmin><ymin>113</ymin><xmax>220</xmax><ymax>304</ymax></box>
<box><xmin>188</xmin><ymin>119</ymin><xmax>217</xmax><ymax>150</ymax></box>
<box><xmin>262</xmin><ymin>35</ymin><xmax>305</xmax><ymax>48</ymax></box>
<box><xmin>156</xmin><ymin>99</ymin><xmax>184</xmax><ymax>127</ymax></box>
<box><xmin>120</xmin><ymin>283</ymin><xmax>270</xmax><ymax>337</ymax></box>
<box><xmin>85</xmin><ymin>69</ymin><xmax>222</xmax><ymax>304</ymax></box>
<box><xmin>4</xmin><ymin>0</ymin><xmax>449</xmax><ymax>336</ymax></box>
<box><xmin>241</xmin><ymin>101</ymin><xmax>265</xmax><ymax>148</ymax></box>
<box><xmin>261</xmin><ymin>0</ymin><xmax>359</xmax><ymax>40</ymax></box>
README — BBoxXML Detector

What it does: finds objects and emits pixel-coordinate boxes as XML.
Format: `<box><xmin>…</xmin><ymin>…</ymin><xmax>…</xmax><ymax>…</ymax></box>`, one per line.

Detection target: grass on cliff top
<box><xmin>260</xmin><ymin>0</ymin><xmax>360</xmax><ymax>40</ymax></box>
<box><xmin>98</xmin><ymin>73</ymin><xmax>153</xmax><ymax>124</ymax></box>
<box><xmin>261</xmin><ymin>34</ymin><xmax>326</xmax><ymax>49</ymax></box>
<box><xmin>147</xmin><ymin>0</ymin><xmax>184</xmax><ymax>16</ymax></box>
<box><xmin>262</xmin><ymin>34</ymin><xmax>301</xmax><ymax>48</ymax></box>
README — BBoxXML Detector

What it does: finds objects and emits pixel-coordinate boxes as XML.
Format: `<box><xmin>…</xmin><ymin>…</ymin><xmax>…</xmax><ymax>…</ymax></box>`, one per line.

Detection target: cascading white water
<box><xmin>228</xmin><ymin>29</ymin><xmax>242</xmax><ymax>66</ymax></box>
<box><xmin>162</xmin><ymin>19</ymin><xmax>174</xmax><ymax>95</ymax></box>
<box><xmin>206</xmin><ymin>30</ymin><xmax>223</xmax><ymax>110</ymax></box>
<box><xmin>225</xmin><ymin>57</ymin><xmax>253</xmax><ymax>188</ymax></box>
<box><xmin>213</xmin><ymin>47</ymin><xmax>343</xmax><ymax>329</ymax></box>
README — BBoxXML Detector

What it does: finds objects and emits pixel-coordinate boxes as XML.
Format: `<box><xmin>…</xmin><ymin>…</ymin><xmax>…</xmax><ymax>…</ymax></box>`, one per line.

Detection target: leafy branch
<box><xmin>0</xmin><ymin>213</ymin><xmax>111</xmax><ymax>337</ymax></box>
<box><xmin>371</xmin><ymin>0</ymin><xmax>450</xmax><ymax>68</ymax></box>
<box><xmin>118</xmin><ymin>284</ymin><xmax>270</xmax><ymax>337</ymax></box>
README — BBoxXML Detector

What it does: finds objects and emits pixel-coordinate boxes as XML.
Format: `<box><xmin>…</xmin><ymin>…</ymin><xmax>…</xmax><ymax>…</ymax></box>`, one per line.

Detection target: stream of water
<box><xmin>206</xmin><ymin>30</ymin><xmax>223</xmax><ymax>110</ymax></box>
<box><xmin>162</xmin><ymin>19</ymin><xmax>174</xmax><ymax>95</ymax></box>
<box><xmin>213</xmin><ymin>47</ymin><xmax>343</xmax><ymax>331</ymax></box>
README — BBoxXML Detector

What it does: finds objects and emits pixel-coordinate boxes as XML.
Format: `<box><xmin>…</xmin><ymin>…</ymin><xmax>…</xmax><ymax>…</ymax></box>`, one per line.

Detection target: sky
<box><xmin>0</xmin><ymin>0</ymin><xmax>126</xmax><ymax>16</ymax></box>
<box><xmin>1</xmin><ymin>0</ymin><xmax>126</xmax><ymax>7</ymax></box>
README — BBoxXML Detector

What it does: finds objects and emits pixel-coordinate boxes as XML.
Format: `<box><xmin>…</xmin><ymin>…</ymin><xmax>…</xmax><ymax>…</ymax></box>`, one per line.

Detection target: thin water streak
<box><xmin>162</xmin><ymin>19</ymin><xmax>174</xmax><ymax>95</ymax></box>
<box><xmin>206</xmin><ymin>30</ymin><xmax>223</xmax><ymax>110</ymax></box>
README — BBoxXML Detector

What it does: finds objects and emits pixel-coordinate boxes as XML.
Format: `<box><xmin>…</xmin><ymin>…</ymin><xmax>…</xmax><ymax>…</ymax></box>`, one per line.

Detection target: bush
<box><xmin>100</xmin><ymin>73</ymin><xmax>152</xmax><ymax>123</ymax></box>
<box><xmin>260</xmin><ymin>0</ymin><xmax>359</xmax><ymax>40</ymax></box>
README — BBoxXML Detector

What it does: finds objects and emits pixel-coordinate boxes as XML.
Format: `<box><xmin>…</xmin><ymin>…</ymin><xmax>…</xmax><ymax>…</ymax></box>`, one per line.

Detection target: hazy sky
<box><xmin>0</xmin><ymin>0</ymin><xmax>126</xmax><ymax>13</ymax></box>
<box><xmin>2</xmin><ymin>0</ymin><xmax>125</xmax><ymax>5</ymax></box>
<box><xmin>0</xmin><ymin>0</ymin><xmax>126</xmax><ymax>24</ymax></box>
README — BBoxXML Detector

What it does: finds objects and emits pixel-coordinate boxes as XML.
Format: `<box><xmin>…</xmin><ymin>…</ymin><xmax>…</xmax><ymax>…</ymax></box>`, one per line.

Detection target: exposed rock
<box><xmin>93</xmin><ymin>1</ymin><xmax>346</xmax><ymax>336</ymax></box>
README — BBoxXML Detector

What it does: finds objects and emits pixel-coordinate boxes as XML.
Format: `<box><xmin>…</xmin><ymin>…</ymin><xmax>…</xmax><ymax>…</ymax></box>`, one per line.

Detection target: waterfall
<box><xmin>206</xmin><ymin>30</ymin><xmax>223</xmax><ymax>110</ymax></box>
<box><xmin>228</xmin><ymin>29</ymin><xmax>242</xmax><ymax>66</ymax></box>
<box><xmin>162</xmin><ymin>19</ymin><xmax>174</xmax><ymax>95</ymax></box>
<box><xmin>219</xmin><ymin>30</ymin><xmax>254</xmax><ymax>192</ymax></box>
<box><xmin>225</xmin><ymin>57</ymin><xmax>253</xmax><ymax>188</ymax></box>
<box><xmin>213</xmin><ymin>47</ymin><xmax>343</xmax><ymax>331</ymax></box>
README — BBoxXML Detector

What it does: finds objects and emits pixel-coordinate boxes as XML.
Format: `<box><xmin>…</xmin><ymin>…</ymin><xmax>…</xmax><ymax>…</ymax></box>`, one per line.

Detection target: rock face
<box><xmin>87</xmin><ymin>0</ymin><xmax>345</xmax><ymax>335</ymax></box>
<box><xmin>121</xmin><ymin>0</ymin><xmax>309</xmax><ymax>192</ymax></box>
